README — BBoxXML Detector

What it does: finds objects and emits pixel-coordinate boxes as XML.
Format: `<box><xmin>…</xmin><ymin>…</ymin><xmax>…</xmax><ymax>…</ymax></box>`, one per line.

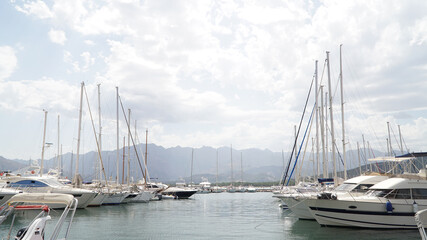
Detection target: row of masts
<box><xmin>189</xmin><ymin>146</ymin><xmax>245</xmax><ymax>187</ymax></box>
<box><xmin>38</xmin><ymin>83</ymin><xmax>150</xmax><ymax>189</ymax></box>
<box><xmin>292</xmin><ymin>46</ymin><xmax>408</xmax><ymax>185</ymax></box>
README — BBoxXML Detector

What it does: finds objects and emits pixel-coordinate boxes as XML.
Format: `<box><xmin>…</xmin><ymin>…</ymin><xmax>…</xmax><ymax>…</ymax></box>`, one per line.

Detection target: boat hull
<box><xmin>307</xmin><ymin>198</ymin><xmax>422</xmax><ymax>229</ymax></box>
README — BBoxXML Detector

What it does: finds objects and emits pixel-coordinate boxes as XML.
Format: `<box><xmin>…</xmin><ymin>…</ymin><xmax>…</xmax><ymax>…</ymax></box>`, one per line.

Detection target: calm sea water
<box><xmin>1</xmin><ymin>192</ymin><xmax>422</xmax><ymax>239</ymax></box>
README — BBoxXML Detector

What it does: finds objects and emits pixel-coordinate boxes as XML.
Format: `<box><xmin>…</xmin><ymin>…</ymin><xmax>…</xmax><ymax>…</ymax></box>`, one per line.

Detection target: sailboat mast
<box><xmin>326</xmin><ymin>51</ymin><xmax>337</xmax><ymax>185</ymax></box>
<box><xmin>145</xmin><ymin>129</ymin><xmax>148</xmax><ymax>184</ymax></box>
<box><xmin>362</xmin><ymin>134</ymin><xmax>367</xmax><ymax>172</ymax></box>
<box><xmin>340</xmin><ymin>44</ymin><xmax>347</xmax><ymax>180</ymax></box>
<box><xmin>122</xmin><ymin>136</ymin><xmax>125</xmax><ymax>184</ymax></box>
<box><xmin>325</xmin><ymin>92</ymin><xmax>329</xmax><ymax>177</ymax></box>
<box><xmin>57</xmin><ymin>114</ymin><xmax>60</xmax><ymax>175</ymax></box>
<box><xmin>398</xmin><ymin>125</ymin><xmax>404</xmax><ymax>154</ymax></box>
<box><xmin>127</xmin><ymin>109</ymin><xmax>131</xmax><ymax>186</ymax></box>
<box><xmin>190</xmin><ymin>148</ymin><xmax>194</xmax><ymax>186</ymax></box>
<box><xmin>320</xmin><ymin>86</ymin><xmax>326</xmax><ymax>177</ymax></box>
<box><xmin>116</xmin><ymin>86</ymin><xmax>119</xmax><ymax>185</ymax></box>
<box><xmin>357</xmin><ymin>141</ymin><xmax>361</xmax><ymax>175</ymax></box>
<box><xmin>97</xmin><ymin>84</ymin><xmax>102</xmax><ymax>182</ymax></box>
<box><xmin>75</xmin><ymin>82</ymin><xmax>84</xmax><ymax>182</ymax></box>
<box><xmin>40</xmin><ymin>109</ymin><xmax>48</xmax><ymax>177</ymax></box>
<box><xmin>216</xmin><ymin>149</ymin><xmax>218</xmax><ymax>187</ymax></box>
<box><xmin>315</xmin><ymin>60</ymin><xmax>320</xmax><ymax>179</ymax></box>
<box><xmin>240</xmin><ymin>152</ymin><xmax>243</xmax><ymax>186</ymax></box>
<box><xmin>230</xmin><ymin>144</ymin><xmax>233</xmax><ymax>187</ymax></box>
<box><xmin>294</xmin><ymin>125</ymin><xmax>298</xmax><ymax>184</ymax></box>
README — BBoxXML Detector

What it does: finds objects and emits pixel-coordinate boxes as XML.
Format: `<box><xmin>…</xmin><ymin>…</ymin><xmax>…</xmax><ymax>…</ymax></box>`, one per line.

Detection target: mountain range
<box><xmin>0</xmin><ymin>144</ymin><xmax>399</xmax><ymax>184</ymax></box>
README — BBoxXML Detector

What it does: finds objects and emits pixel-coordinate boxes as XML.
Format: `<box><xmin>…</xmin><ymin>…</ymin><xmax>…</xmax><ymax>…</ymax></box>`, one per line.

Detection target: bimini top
<box><xmin>370</xmin><ymin>177</ymin><xmax>427</xmax><ymax>190</ymax></box>
<box><xmin>7</xmin><ymin>193</ymin><xmax>74</xmax><ymax>206</ymax></box>
<box><xmin>343</xmin><ymin>175</ymin><xmax>389</xmax><ymax>185</ymax></box>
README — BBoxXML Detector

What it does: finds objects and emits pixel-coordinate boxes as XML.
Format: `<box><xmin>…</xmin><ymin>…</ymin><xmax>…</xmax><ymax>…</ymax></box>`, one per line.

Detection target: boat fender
<box><xmin>386</xmin><ymin>200</ymin><xmax>393</xmax><ymax>213</ymax></box>
<box><xmin>413</xmin><ymin>201</ymin><xmax>419</xmax><ymax>213</ymax></box>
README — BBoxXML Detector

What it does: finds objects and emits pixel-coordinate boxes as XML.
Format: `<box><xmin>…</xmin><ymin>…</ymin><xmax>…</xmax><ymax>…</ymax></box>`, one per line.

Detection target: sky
<box><xmin>1</xmin><ymin>0</ymin><xmax>427</xmax><ymax>161</ymax></box>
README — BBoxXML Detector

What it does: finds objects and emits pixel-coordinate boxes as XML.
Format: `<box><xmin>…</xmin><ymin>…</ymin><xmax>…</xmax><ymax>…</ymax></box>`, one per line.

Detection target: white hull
<box><xmin>307</xmin><ymin>198</ymin><xmax>422</xmax><ymax>229</ymax></box>
<box><xmin>102</xmin><ymin>192</ymin><xmax>128</xmax><ymax>205</ymax></box>
<box><xmin>88</xmin><ymin>192</ymin><xmax>108</xmax><ymax>207</ymax></box>
<box><xmin>278</xmin><ymin>194</ymin><xmax>314</xmax><ymax>220</ymax></box>
<box><xmin>129</xmin><ymin>191</ymin><xmax>153</xmax><ymax>203</ymax></box>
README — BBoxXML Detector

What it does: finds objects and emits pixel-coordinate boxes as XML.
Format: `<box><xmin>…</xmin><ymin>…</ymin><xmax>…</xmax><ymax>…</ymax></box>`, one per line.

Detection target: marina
<box><xmin>0</xmin><ymin>192</ymin><xmax>422</xmax><ymax>239</ymax></box>
<box><xmin>2</xmin><ymin>1</ymin><xmax>427</xmax><ymax>239</ymax></box>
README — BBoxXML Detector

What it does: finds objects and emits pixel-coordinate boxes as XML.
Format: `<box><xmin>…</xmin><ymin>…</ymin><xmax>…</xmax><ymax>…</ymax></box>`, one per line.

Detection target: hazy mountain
<box><xmin>1</xmin><ymin>144</ymin><xmax>410</xmax><ymax>184</ymax></box>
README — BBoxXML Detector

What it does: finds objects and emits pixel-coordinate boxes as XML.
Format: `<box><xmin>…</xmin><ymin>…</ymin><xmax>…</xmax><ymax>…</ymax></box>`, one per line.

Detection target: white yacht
<box><xmin>162</xmin><ymin>183</ymin><xmax>197</xmax><ymax>199</ymax></box>
<box><xmin>3</xmin><ymin>176</ymin><xmax>97</xmax><ymax>209</ymax></box>
<box><xmin>276</xmin><ymin>175</ymin><xmax>389</xmax><ymax>220</ymax></box>
<box><xmin>307</xmin><ymin>173</ymin><xmax>427</xmax><ymax>228</ymax></box>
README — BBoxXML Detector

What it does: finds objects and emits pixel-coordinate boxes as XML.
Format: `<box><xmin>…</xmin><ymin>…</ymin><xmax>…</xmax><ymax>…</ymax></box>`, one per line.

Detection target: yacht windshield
<box><xmin>42</xmin><ymin>178</ymin><xmax>66</xmax><ymax>187</ymax></box>
<box><xmin>334</xmin><ymin>183</ymin><xmax>356</xmax><ymax>192</ymax></box>
<box><xmin>367</xmin><ymin>189</ymin><xmax>392</xmax><ymax>197</ymax></box>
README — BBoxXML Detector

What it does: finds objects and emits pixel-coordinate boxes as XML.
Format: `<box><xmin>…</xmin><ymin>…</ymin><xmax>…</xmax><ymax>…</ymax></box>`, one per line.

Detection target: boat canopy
<box><xmin>368</xmin><ymin>156</ymin><xmax>415</xmax><ymax>162</ymax></box>
<box><xmin>343</xmin><ymin>175</ymin><xmax>389</xmax><ymax>184</ymax></box>
<box><xmin>7</xmin><ymin>193</ymin><xmax>74</xmax><ymax>206</ymax></box>
<box><xmin>370</xmin><ymin>177</ymin><xmax>427</xmax><ymax>190</ymax></box>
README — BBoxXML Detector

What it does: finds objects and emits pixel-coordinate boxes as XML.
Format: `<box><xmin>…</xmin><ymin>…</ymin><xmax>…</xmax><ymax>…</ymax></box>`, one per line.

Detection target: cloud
<box><xmin>0</xmin><ymin>46</ymin><xmax>17</xmax><ymax>81</ymax></box>
<box><xmin>48</xmin><ymin>29</ymin><xmax>67</xmax><ymax>45</ymax></box>
<box><xmin>14</xmin><ymin>0</ymin><xmax>53</xmax><ymax>19</ymax></box>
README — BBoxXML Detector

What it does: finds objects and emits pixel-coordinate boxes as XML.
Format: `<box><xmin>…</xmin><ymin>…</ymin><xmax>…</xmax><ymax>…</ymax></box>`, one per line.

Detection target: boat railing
<box><xmin>415</xmin><ymin>209</ymin><xmax>427</xmax><ymax>240</ymax></box>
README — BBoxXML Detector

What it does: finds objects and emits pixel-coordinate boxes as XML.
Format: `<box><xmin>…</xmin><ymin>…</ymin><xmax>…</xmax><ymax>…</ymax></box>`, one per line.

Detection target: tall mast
<box><xmin>230</xmin><ymin>144</ymin><xmax>233</xmax><ymax>187</ymax></box>
<box><xmin>122</xmin><ymin>136</ymin><xmax>125</xmax><ymax>184</ymax></box>
<box><xmin>315</xmin><ymin>60</ymin><xmax>320</xmax><ymax>178</ymax></box>
<box><xmin>190</xmin><ymin>148</ymin><xmax>194</xmax><ymax>186</ymax></box>
<box><xmin>240</xmin><ymin>152</ymin><xmax>243</xmax><ymax>186</ymax></box>
<box><xmin>216</xmin><ymin>149</ymin><xmax>218</xmax><ymax>187</ymax></box>
<box><xmin>398</xmin><ymin>125</ymin><xmax>404</xmax><ymax>154</ymax></box>
<box><xmin>75</xmin><ymin>82</ymin><xmax>84</xmax><ymax>184</ymax></box>
<box><xmin>339</xmin><ymin>45</ymin><xmax>347</xmax><ymax>180</ymax></box>
<box><xmin>145</xmin><ymin>129</ymin><xmax>148</xmax><ymax>184</ymax></box>
<box><xmin>387</xmin><ymin>122</ymin><xmax>392</xmax><ymax>156</ymax></box>
<box><xmin>326</xmin><ymin>51</ymin><xmax>337</xmax><ymax>185</ymax></box>
<box><xmin>367</xmin><ymin>141</ymin><xmax>372</xmax><ymax>172</ymax></box>
<box><xmin>57</xmin><ymin>114</ymin><xmax>60</xmax><ymax>175</ymax></box>
<box><xmin>294</xmin><ymin>125</ymin><xmax>298</xmax><ymax>184</ymax></box>
<box><xmin>40</xmin><ymin>109</ymin><xmax>48</xmax><ymax>177</ymax></box>
<box><xmin>97</xmin><ymin>84</ymin><xmax>102</xmax><ymax>182</ymax></box>
<box><xmin>116</xmin><ymin>86</ymin><xmax>119</xmax><ymax>185</ymax></box>
<box><xmin>127</xmin><ymin>109</ymin><xmax>131</xmax><ymax>186</ymax></box>
<box><xmin>320</xmin><ymin>86</ymin><xmax>326</xmax><ymax>177</ymax></box>
<box><xmin>357</xmin><ymin>142</ymin><xmax>361</xmax><ymax>175</ymax></box>
<box><xmin>362</xmin><ymin>134</ymin><xmax>367</xmax><ymax>172</ymax></box>
<box><xmin>325</xmin><ymin>92</ymin><xmax>329</xmax><ymax>177</ymax></box>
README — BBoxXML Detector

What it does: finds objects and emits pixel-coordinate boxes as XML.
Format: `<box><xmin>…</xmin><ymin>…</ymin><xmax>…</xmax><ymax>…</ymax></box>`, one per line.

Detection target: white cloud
<box><xmin>48</xmin><ymin>29</ymin><xmax>67</xmax><ymax>45</ymax></box>
<box><xmin>6</xmin><ymin>0</ymin><xmax>427</xmax><ymax>159</ymax></box>
<box><xmin>0</xmin><ymin>46</ymin><xmax>17</xmax><ymax>81</ymax></box>
<box><xmin>14</xmin><ymin>0</ymin><xmax>53</xmax><ymax>19</ymax></box>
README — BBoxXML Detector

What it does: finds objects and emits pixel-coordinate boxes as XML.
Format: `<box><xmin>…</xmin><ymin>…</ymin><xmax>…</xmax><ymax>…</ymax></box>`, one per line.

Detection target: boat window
<box><xmin>352</xmin><ymin>184</ymin><xmax>373</xmax><ymax>193</ymax></box>
<box><xmin>367</xmin><ymin>189</ymin><xmax>392</xmax><ymax>197</ymax></box>
<box><xmin>393</xmin><ymin>189</ymin><xmax>411</xmax><ymax>199</ymax></box>
<box><xmin>412</xmin><ymin>189</ymin><xmax>427</xmax><ymax>199</ymax></box>
<box><xmin>9</xmin><ymin>180</ymin><xmax>48</xmax><ymax>188</ymax></box>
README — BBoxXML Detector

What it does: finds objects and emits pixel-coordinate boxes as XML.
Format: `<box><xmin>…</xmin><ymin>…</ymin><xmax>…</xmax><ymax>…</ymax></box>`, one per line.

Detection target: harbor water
<box><xmin>1</xmin><ymin>192</ymin><xmax>421</xmax><ymax>239</ymax></box>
